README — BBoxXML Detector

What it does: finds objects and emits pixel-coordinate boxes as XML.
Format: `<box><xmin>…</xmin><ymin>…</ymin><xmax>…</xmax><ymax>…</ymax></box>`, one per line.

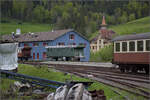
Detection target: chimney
<box><xmin>16</xmin><ymin>28</ymin><xmax>21</xmax><ymax>35</ymax></box>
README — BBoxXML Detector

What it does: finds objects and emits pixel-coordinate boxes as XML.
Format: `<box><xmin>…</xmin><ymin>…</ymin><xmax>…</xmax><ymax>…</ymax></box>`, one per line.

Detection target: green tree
<box><xmin>107</xmin><ymin>15</ymin><xmax>116</xmax><ymax>25</ymax></box>
<box><xmin>33</xmin><ymin>5</ymin><xmax>45</xmax><ymax>23</ymax></box>
<box><xmin>44</xmin><ymin>10</ymin><xmax>51</xmax><ymax>23</ymax></box>
<box><xmin>142</xmin><ymin>3</ymin><xmax>149</xmax><ymax>17</ymax></box>
<box><xmin>99</xmin><ymin>45</ymin><xmax>113</xmax><ymax>62</ymax></box>
<box><xmin>12</xmin><ymin>0</ymin><xmax>27</xmax><ymax>21</ymax></box>
<box><xmin>129</xmin><ymin>13</ymin><xmax>135</xmax><ymax>21</ymax></box>
<box><xmin>114</xmin><ymin>8</ymin><xmax>121</xmax><ymax>24</ymax></box>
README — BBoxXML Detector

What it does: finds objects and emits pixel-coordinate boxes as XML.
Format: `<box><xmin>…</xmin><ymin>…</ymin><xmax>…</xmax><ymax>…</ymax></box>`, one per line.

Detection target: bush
<box><xmin>90</xmin><ymin>45</ymin><xmax>113</xmax><ymax>62</ymax></box>
<box><xmin>90</xmin><ymin>51</ymin><xmax>101</xmax><ymax>62</ymax></box>
<box><xmin>99</xmin><ymin>45</ymin><xmax>113</xmax><ymax>62</ymax></box>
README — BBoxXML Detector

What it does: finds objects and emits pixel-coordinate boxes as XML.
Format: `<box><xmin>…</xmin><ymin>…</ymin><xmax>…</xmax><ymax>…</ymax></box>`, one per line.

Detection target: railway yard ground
<box><xmin>1</xmin><ymin>61</ymin><xmax>150</xmax><ymax>100</ymax></box>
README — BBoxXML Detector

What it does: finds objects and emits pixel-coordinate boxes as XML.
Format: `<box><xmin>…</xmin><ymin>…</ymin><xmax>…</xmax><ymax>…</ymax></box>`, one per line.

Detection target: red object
<box><xmin>24</xmin><ymin>43</ymin><xmax>28</xmax><ymax>47</ymax></box>
<box><xmin>113</xmin><ymin>52</ymin><xmax>150</xmax><ymax>64</ymax></box>
<box><xmin>37</xmin><ymin>53</ymin><xmax>39</xmax><ymax>59</ymax></box>
<box><xmin>18</xmin><ymin>47</ymin><xmax>31</xmax><ymax>58</ymax></box>
<box><xmin>43</xmin><ymin>42</ymin><xmax>48</xmax><ymax>46</ymax></box>
<box><xmin>43</xmin><ymin>52</ymin><xmax>46</xmax><ymax>59</ymax></box>
<box><xmin>33</xmin><ymin>53</ymin><xmax>35</xmax><ymax>59</ymax></box>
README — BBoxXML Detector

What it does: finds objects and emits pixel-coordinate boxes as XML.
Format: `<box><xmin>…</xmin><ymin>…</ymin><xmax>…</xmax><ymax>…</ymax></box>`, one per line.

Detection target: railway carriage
<box><xmin>46</xmin><ymin>45</ymin><xmax>85</xmax><ymax>61</ymax></box>
<box><xmin>112</xmin><ymin>32</ymin><xmax>150</xmax><ymax>74</ymax></box>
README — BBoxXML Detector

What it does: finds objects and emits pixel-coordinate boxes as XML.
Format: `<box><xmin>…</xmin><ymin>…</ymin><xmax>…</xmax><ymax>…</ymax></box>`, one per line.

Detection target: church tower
<box><xmin>100</xmin><ymin>16</ymin><xmax>107</xmax><ymax>30</ymax></box>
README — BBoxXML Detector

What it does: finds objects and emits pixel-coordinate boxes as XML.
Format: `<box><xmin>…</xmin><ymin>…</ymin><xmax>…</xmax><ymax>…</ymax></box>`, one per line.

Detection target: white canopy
<box><xmin>0</xmin><ymin>43</ymin><xmax>18</xmax><ymax>70</ymax></box>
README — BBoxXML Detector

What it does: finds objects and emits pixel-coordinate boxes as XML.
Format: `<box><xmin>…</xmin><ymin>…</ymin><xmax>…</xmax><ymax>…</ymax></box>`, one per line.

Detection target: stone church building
<box><xmin>90</xmin><ymin>16</ymin><xmax>115</xmax><ymax>52</ymax></box>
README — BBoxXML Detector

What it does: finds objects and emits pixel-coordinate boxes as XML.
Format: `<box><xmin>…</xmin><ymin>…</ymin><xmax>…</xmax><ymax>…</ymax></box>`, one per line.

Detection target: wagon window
<box><xmin>137</xmin><ymin>41</ymin><xmax>143</xmax><ymax>51</ymax></box>
<box><xmin>129</xmin><ymin>41</ymin><xmax>135</xmax><ymax>51</ymax></box>
<box><xmin>146</xmin><ymin>40</ymin><xmax>150</xmax><ymax>51</ymax></box>
<box><xmin>122</xmin><ymin>42</ymin><xmax>127</xmax><ymax>51</ymax></box>
<box><xmin>115</xmin><ymin>43</ymin><xmax>120</xmax><ymax>52</ymax></box>
<box><xmin>33</xmin><ymin>43</ymin><xmax>39</xmax><ymax>46</ymax></box>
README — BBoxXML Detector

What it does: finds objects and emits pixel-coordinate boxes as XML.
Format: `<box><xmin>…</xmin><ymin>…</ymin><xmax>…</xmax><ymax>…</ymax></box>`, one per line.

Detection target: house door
<box><xmin>33</xmin><ymin>53</ymin><xmax>35</xmax><ymax>59</ymax></box>
<box><xmin>37</xmin><ymin>53</ymin><xmax>39</xmax><ymax>59</ymax></box>
<box><xmin>43</xmin><ymin>52</ymin><xmax>46</xmax><ymax>59</ymax></box>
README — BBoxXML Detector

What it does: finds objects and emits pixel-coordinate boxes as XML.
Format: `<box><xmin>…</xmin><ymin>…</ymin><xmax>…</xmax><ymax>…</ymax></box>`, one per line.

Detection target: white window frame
<box><xmin>129</xmin><ymin>41</ymin><xmax>136</xmax><ymax>52</ymax></box>
<box><xmin>114</xmin><ymin>39</ymin><xmax>150</xmax><ymax>53</ymax></box>
<box><xmin>122</xmin><ymin>41</ymin><xmax>127</xmax><ymax>52</ymax></box>
<box><xmin>114</xmin><ymin>42</ymin><xmax>121</xmax><ymax>53</ymax></box>
<box><xmin>137</xmin><ymin>40</ymin><xmax>144</xmax><ymax>52</ymax></box>
<box><xmin>145</xmin><ymin>39</ymin><xmax>150</xmax><ymax>52</ymax></box>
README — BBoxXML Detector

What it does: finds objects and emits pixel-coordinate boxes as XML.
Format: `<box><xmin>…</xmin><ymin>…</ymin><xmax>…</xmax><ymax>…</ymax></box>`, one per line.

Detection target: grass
<box><xmin>0</xmin><ymin>64</ymin><xmax>122</xmax><ymax>100</ymax></box>
<box><xmin>90</xmin><ymin>16</ymin><xmax>150</xmax><ymax>40</ymax></box>
<box><xmin>109</xmin><ymin>16</ymin><xmax>150</xmax><ymax>35</ymax></box>
<box><xmin>1</xmin><ymin>64</ymin><xmax>147</xmax><ymax>100</ymax></box>
<box><xmin>0</xmin><ymin>21</ymin><xmax>52</xmax><ymax>35</ymax></box>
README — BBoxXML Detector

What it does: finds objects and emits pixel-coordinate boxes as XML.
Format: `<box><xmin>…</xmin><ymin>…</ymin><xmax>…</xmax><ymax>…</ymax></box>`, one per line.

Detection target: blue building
<box><xmin>3</xmin><ymin>29</ymin><xmax>90</xmax><ymax>61</ymax></box>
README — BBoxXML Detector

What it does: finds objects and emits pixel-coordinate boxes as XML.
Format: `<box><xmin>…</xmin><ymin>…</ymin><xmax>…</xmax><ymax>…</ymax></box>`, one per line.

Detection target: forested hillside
<box><xmin>1</xmin><ymin>0</ymin><xmax>149</xmax><ymax>38</ymax></box>
<box><xmin>90</xmin><ymin>16</ymin><xmax>150</xmax><ymax>40</ymax></box>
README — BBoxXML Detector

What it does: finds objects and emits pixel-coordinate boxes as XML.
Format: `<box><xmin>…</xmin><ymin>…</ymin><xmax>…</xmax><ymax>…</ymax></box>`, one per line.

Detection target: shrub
<box><xmin>99</xmin><ymin>45</ymin><xmax>113</xmax><ymax>62</ymax></box>
<box><xmin>90</xmin><ymin>45</ymin><xmax>113</xmax><ymax>62</ymax></box>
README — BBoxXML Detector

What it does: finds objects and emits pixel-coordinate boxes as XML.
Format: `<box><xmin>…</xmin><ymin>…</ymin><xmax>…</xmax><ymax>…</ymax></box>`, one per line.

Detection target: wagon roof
<box><xmin>112</xmin><ymin>32</ymin><xmax>150</xmax><ymax>42</ymax></box>
<box><xmin>2</xmin><ymin>29</ymin><xmax>89</xmax><ymax>42</ymax></box>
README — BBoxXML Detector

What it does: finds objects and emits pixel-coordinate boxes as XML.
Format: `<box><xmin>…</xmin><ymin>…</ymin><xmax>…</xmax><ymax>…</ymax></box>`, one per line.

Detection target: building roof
<box><xmin>100</xmin><ymin>29</ymin><xmax>115</xmax><ymax>39</ymax></box>
<box><xmin>90</xmin><ymin>29</ymin><xmax>115</xmax><ymax>42</ymax></box>
<box><xmin>112</xmin><ymin>32</ymin><xmax>150</xmax><ymax>42</ymax></box>
<box><xmin>2</xmin><ymin>29</ymin><xmax>88</xmax><ymax>42</ymax></box>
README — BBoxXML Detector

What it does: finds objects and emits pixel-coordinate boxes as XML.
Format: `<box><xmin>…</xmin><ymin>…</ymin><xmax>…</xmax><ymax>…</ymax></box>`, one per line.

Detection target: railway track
<box><xmin>21</xmin><ymin>61</ymin><xmax>150</xmax><ymax>100</ymax></box>
<box><xmin>53</xmin><ymin>67</ymin><xmax>150</xmax><ymax>99</ymax></box>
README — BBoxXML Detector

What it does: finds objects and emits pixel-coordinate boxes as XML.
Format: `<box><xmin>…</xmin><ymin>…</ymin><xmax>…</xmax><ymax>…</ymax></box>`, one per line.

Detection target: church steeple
<box><xmin>101</xmin><ymin>16</ymin><xmax>107</xmax><ymax>29</ymax></box>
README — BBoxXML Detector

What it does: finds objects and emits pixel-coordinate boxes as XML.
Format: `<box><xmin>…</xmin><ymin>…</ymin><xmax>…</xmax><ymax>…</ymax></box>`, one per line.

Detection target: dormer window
<box><xmin>43</xmin><ymin>42</ymin><xmax>48</xmax><ymax>46</ymax></box>
<box><xmin>33</xmin><ymin>42</ymin><xmax>39</xmax><ymax>47</ymax></box>
<box><xmin>58</xmin><ymin>42</ymin><xmax>65</xmax><ymax>46</ymax></box>
<box><xmin>69</xmin><ymin>34</ymin><xmax>74</xmax><ymax>40</ymax></box>
<box><xmin>69</xmin><ymin>43</ymin><xmax>76</xmax><ymax>46</ymax></box>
